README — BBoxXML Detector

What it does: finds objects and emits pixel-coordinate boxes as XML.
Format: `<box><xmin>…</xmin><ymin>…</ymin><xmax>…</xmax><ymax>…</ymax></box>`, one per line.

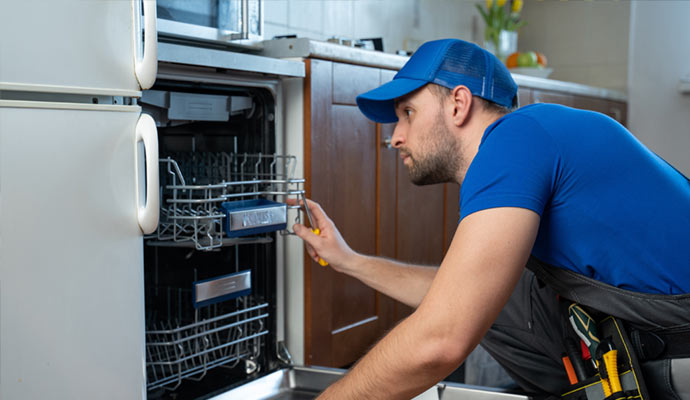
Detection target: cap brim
<box><xmin>355</xmin><ymin>78</ymin><xmax>428</xmax><ymax>123</ymax></box>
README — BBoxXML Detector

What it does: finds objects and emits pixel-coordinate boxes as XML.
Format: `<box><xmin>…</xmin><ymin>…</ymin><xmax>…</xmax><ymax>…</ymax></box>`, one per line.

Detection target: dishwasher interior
<box><xmin>141</xmin><ymin>80</ymin><xmax>300</xmax><ymax>399</ymax></box>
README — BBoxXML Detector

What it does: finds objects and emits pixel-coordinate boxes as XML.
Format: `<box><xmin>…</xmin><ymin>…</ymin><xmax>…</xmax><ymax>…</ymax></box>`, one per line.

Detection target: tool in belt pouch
<box><xmin>559</xmin><ymin>313</ymin><xmax>649</xmax><ymax>400</ymax></box>
<box><xmin>526</xmin><ymin>257</ymin><xmax>690</xmax><ymax>400</ymax></box>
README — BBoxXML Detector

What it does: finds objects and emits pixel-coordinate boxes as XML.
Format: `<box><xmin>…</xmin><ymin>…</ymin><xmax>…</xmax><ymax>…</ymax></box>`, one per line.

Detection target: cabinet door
<box><xmin>378</xmin><ymin>71</ymin><xmax>448</xmax><ymax>326</ymax></box>
<box><xmin>377</xmin><ymin>70</ymin><xmax>401</xmax><ymax>330</ymax></box>
<box><xmin>532</xmin><ymin>89</ymin><xmax>575</xmax><ymax>107</ymax></box>
<box><xmin>305</xmin><ymin>59</ymin><xmax>382</xmax><ymax>367</ymax></box>
<box><xmin>306</xmin><ymin>62</ymin><xmax>459</xmax><ymax>367</ymax></box>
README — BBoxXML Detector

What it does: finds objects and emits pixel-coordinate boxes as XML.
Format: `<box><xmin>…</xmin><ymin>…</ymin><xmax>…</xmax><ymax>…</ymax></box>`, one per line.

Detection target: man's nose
<box><xmin>391</xmin><ymin>124</ymin><xmax>405</xmax><ymax>148</ymax></box>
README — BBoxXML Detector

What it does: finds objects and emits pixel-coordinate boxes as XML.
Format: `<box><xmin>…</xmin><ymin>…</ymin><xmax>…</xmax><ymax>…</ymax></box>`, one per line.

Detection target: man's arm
<box><xmin>317</xmin><ymin>206</ymin><xmax>540</xmax><ymax>399</ymax></box>
<box><xmin>341</xmin><ymin>255</ymin><xmax>438</xmax><ymax>308</ymax></box>
<box><xmin>292</xmin><ymin>199</ymin><xmax>438</xmax><ymax>308</ymax></box>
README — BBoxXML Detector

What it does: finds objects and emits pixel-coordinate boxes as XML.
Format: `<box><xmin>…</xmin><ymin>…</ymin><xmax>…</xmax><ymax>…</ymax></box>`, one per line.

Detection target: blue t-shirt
<box><xmin>460</xmin><ymin>103</ymin><xmax>690</xmax><ymax>295</ymax></box>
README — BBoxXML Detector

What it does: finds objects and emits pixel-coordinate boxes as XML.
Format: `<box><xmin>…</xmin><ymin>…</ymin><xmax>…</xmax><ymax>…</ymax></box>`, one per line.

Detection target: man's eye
<box><xmin>405</xmin><ymin>109</ymin><xmax>412</xmax><ymax>116</ymax></box>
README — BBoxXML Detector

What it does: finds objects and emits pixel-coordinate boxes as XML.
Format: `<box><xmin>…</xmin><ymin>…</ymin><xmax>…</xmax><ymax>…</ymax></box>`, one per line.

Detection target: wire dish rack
<box><xmin>146</xmin><ymin>292</ymin><xmax>269</xmax><ymax>391</ymax></box>
<box><xmin>148</xmin><ymin>152</ymin><xmax>305</xmax><ymax>251</ymax></box>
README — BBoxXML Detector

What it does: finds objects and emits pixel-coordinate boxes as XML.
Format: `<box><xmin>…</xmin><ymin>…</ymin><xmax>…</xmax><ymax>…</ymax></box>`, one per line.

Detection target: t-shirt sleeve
<box><xmin>460</xmin><ymin>114</ymin><xmax>559</xmax><ymax>221</ymax></box>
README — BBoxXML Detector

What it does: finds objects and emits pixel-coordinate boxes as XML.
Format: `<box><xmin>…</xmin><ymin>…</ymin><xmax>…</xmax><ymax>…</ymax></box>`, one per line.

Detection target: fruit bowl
<box><xmin>509</xmin><ymin>67</ymin><xmax>553</xmax><ymax>79</ymax></box>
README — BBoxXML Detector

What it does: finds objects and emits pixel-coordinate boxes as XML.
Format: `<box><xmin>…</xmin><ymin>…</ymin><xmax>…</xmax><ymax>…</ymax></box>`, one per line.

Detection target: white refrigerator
<box><xmin>0</xmin><ymin>1</ymin><xmax>159</xmax><ymax>398</ymax></box>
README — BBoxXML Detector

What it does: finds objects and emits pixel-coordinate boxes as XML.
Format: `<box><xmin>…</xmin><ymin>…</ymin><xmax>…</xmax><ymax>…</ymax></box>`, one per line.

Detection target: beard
<box><xmin>402</xmin><ymin>112</ymin><xmax>462</xmax><ymax>186</ymax></box>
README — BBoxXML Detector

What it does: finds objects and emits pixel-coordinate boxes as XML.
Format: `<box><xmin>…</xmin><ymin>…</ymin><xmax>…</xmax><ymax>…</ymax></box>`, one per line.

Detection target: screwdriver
<box><xmin>301</xmin><ymin>196</ymin><xmax>328</xmax><ymax>267</ymax></box>
<box><xmin>596</xmin><ymin>339</ymin><xmax>623</xmax><ymax>398</ymax></box>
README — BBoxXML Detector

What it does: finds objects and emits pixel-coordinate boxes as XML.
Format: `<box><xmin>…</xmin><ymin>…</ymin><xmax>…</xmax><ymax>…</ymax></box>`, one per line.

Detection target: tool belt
<box><xmin>526</xmin><ymin>257</ymin><xmax>690</xmax><ymax>400</ymax></box>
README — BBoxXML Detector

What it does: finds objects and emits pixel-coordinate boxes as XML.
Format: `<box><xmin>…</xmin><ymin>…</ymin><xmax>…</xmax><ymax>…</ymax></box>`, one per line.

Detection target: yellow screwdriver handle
<box><xmin>311</xmin><ymin>228</ymin><xmax>329</xmax><ymax>267</ymax></box>
<box><xmin>603</xmin><ymin>350</ymin><xmax>622</xmax><ymax>393</ymax></box>
<box><xmin>597</xmin><ymin>359</ymin><xmax>612</xmax><ymax>397</ymax></box>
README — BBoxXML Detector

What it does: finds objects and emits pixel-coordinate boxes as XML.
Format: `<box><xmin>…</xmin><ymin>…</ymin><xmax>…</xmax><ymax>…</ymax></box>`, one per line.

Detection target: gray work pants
<box><xmin>480</xmin><ymin>269</ymin><xmax>690</xmax><ymax>399</ymax></box>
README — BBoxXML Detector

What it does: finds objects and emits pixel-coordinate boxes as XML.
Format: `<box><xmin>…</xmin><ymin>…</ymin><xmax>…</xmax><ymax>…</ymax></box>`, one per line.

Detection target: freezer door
<box><xmin>0</xmin><ymin>0</ymin><xmax>157</xmax><ymax>95</ymax></box>
<box><xmin>0</xmin><ymin>101</ymin><xmax>146</xmax><ymax>399</ymax></box>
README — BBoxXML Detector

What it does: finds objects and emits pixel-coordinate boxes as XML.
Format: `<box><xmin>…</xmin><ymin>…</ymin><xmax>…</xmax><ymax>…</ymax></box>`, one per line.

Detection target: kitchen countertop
<box><xmin>260</xmin><ymin>38</ymin><xmax>626</xmax><ymax>102</ymax></box>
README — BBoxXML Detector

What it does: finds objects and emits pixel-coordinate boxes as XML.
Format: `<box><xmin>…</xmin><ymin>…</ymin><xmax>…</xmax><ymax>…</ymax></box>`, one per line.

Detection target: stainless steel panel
<box><xmin>228</xmin><ymin>204</ymin><xmax>286</xmax><ymax>231</ymax></box>
<box><xmin>158</xmin><ymin>42</ymin><xmax>305</xmax><ymax>78</ymax></box>
<box><xmin>195</xmin><ymin>270</ymin><xmax>252</xmax><ymax>304</ymax></box>
<box><xmin>209</xmin><ymin>367</ymin><xmax>344</xmax><ymax>400</ymax></box>
<box><xmin>168</xmin><ymin>92</ymin><xmax>230</xmax><ymax>121</ymax></box>
<box><xmin>439</xmin><ymin>382</ymin><xmax>530</xmax><ymax>399</ymax></box>
<box><xmin>157</xmin><ymin>0</ymin><xmax>263</xmax><ymax>41</ymax></box>
<box><xmin>208</xmin><ymin>367</ymin><xmax>531</xmax><ymax>400</ymax></box>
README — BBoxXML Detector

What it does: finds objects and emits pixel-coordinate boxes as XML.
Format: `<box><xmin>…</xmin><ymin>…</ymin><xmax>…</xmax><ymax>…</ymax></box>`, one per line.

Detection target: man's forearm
<box><xmin>344</xmin><ymin>254</ymin><xmax>438</xmax><ymax>308</ymax></box>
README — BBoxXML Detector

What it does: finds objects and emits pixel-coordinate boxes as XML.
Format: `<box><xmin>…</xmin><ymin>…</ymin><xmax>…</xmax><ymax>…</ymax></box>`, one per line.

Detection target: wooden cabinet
<box><xmin>304</xmin><ymin>59</ymin><xmax>380</xmax><ymax>367</ymax></box>
<box><xmin>526</xmin><ymin>88</ymin><xmax>627</xmax><ymax>126</ymax></box>
<box><xmin>304</xmin><ymin>60</ymin><xmax>459</xmax><ymax>367</ymax></box>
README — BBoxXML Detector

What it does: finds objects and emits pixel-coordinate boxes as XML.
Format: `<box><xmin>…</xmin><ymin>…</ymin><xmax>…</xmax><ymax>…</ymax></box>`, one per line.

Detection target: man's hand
<box><xmin>287</xmin><ymin>197</ymin><xmax>439</xmax><ymax>307</ymax></box>
<box><xmin>287</xmin><ymin>198</ymin><xmax>358</xmax><ymax>273</ymax></box>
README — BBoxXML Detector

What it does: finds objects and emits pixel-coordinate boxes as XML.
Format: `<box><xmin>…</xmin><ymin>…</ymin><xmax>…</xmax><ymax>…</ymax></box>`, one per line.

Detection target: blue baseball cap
<box><xmin>356</xmin><ymin>39</ymin><xmax>518</xmax><ymax>123</ymax></box>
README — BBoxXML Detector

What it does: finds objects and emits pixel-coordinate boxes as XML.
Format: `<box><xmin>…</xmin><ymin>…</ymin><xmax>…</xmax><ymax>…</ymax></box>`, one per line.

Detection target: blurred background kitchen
<box><xmin>262</xmin><ymin>0</ymin><xmax>690</xmax><ymax>176</ymax></box>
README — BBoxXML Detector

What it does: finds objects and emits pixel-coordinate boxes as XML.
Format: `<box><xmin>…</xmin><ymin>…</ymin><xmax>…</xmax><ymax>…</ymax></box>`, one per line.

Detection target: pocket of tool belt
<box><xmin>560</xmin><ymin>316</ymin><xmax>650</xmax><ymax>400</ymax></box>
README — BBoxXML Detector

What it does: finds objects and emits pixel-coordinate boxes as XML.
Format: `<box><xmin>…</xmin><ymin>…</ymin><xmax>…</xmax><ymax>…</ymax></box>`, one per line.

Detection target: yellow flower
<box><xmin>486</xmin><ymin>0</ymin><xmax>493</xmax><ymax>9</ymax></box>
<box><xmin>512</xmin><ymin>0</ymin><xmax>523</xmax><ymax>13</ymax></box>
<box><xmin>497</xmin><ymin>0</ymin><xmax>507</xmax><ymax>7</ymax></box>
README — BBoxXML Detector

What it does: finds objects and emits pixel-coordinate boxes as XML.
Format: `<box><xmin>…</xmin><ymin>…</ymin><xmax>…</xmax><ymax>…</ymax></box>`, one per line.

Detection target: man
<box><xmin>292</xmin><ymin>39</ymin><xmax>690</xmax><ymax>399</ymax></box>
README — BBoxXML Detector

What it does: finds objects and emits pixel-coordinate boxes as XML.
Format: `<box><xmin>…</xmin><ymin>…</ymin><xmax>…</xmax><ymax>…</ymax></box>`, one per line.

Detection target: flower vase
<box><xmin>485</xmin><ymin>30</ymin><xmax>518</xmax><ymax>62</ymax></box>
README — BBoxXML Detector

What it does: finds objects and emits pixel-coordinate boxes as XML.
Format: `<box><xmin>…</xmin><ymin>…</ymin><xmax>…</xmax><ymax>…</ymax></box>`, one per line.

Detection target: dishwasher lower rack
<box><xmin>147</xmin><ymin>152</ymin><xmax>305</xmax><ymax>251</ymax></box>
<box><xmin>145</xmin><ymin>298</ymin><xmax>270</xmax><ymax>392</ymax></box>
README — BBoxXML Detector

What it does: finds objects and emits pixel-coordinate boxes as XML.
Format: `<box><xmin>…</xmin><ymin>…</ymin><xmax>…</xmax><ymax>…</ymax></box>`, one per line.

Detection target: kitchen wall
<box><xmin>628</xmin><ymin>1</ymin><xmax>690</xmax><ymax>176</ymax></box>
<box><xmin>518</xmin><ymin>0</ymin><xmax>630</xmax><ymax>92</ymax></box>
<box><xmin>519</xmin><ymin>0</ymin><xmax>690</xmax><ymax>175</ymax></box>
<box><xmin>264</xmin><ymin>0</ymin><xmax>477</xmax><ymax>54</ymax></box>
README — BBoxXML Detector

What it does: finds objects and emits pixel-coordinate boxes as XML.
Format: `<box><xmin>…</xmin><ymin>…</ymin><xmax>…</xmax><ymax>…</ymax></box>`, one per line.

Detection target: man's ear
<box><xmin>450</xmin><ymin>85</ymin><xmax>473</xmax><ymax>127</ymax></box>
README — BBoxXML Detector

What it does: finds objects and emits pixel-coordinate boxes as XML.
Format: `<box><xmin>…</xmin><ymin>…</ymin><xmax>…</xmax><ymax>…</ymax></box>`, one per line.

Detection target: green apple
<box><xmin>517</xmin><ymin>51</ymin><xmax>538</xmax><ymax>67</ymax></box>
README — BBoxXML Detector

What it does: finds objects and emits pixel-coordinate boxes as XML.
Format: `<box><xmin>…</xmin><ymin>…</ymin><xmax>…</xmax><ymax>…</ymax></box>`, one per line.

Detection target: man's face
<box><xmin>392</xmin><ymin>86</ymin><xmax>461</xmax><ymax>185</ymax></box>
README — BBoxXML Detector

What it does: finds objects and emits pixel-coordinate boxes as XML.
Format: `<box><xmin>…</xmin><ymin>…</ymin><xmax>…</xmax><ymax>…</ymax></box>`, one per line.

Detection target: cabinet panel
<box><xmin>306</xmin><ymin>59</ymin><xmax>382</xmax><ymax>367</ymax></box>
<box><xmin>305</xmin><ymin>58</ymin><xmax>335</xmax><ymax>366</ymax></box>
<box><xmin>523</xmin><ymin>88</ymin><xmax>627</xmax><ymax>126</ymax></box>
<box><xmin>329</xmin><ymin>105</ymin><xmax>377</xmax><ymax>333</ymax></box>
<box><xmin>517</xmin><ymin>87</ymin><xmax>532</xmax><ymax>107</ymax></box>
<box><xmin>573</xmin><ymin>96</ymin><xmax>627</xmax><ymax>126</ymax></box>
<box><xmin>394</xmin><ymin>160</ymin><xmax>445</xmax><ymax>321</ymax></box>
<box><xmin>396</xmin><ymin>165</ymin><xmax>445</xmax><ymax>265</ymax></box>
<box><xmin>378</xmin><ymin>124</ymin><xmax>397</xmax><ymax>261</ymax></box>
<box><xmin>378</xmin><ymin>70</ymin><xmax>398</xmax><ymax>264</ymax></box>
<box><xmin>377</xmin><ymin>69</ymin><xmax>403</xmax><ymax>332</ymax></box>
<box><xmin>332</xmin><ymin>62</ymin><xmax>383</xmax><ymax>106</ymax></box>
<box><xmin>331</xmin><ymin>317</ymin><xmax>380</xmax><ymax>367</ymax></box>
<box><xmin>531</xmin><ymin>89</ymin><xmax>574</xmax><ymax>107</ymax></box>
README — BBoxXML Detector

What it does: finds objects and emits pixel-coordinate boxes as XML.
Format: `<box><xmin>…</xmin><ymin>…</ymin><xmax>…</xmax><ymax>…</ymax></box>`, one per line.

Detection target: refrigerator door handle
<box><xmin>133</xmin><ymin>0</ymin><xmax>158</xmax><ymax>90</ymax></box>
<box><xmin>135</xmin><ymin>113</ymin><xmax>160</xmax><ymax>234</ymax></box>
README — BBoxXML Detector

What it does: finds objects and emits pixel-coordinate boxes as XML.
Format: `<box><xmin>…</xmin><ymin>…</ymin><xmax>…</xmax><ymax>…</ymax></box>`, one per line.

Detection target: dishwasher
<box><xmin>140</xmin><ymin>66</ymin><xmax>301</xmax><ymax>398</ymax></box>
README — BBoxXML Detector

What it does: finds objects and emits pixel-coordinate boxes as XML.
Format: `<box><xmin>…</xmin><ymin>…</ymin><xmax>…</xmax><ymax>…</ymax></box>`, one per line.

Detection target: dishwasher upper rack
<box><xmin>148</xmin><ymin>152</ymin><xmax>305</xmax><ymax>251</ymax></box>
